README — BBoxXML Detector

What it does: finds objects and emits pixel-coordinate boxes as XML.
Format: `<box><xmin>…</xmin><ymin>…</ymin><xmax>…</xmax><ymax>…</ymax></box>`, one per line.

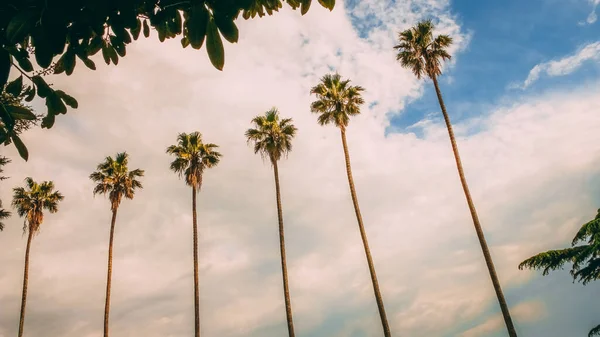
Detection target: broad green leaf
<box><xmin>0</xmin><ymin>128</ymin><xmax>8</xmax><ymax>144</ymax></box>
<box><xmin>0</xmin><ymin>49</ymin><xmax>9</xmax><ymax>87</ymax></box>
<box><xmin>16</xmin><ymin>55</ymin><xmax>33</xmax><ymax>72</ymax></box>
<box><xmin>187</xmin><ymin>4</ymin><xmax>209</xmax><ymax>49</ymax></box>
<box><xmin>131</xmin><ymin>18</ymin><xmax>142</xmax><ymax>40</ymax></box>
<box><xmin>7</xmin><ymin>105</ymin><xmax>36</xmax><ymax>120</ymax></box>
<box><xmin>157</xmin><ymin>22</ymin><xmax>167</xmax><ymax>42</ymax></box>
<box><xmin>0</xmin><ymin>104</ymin><xmax>15</xmax><ymax>129</ymax></box>
<box><xmin>206</xmin><ymin>19</ymin><xmax>225</xmax><ymax>71</ymax></box>
<box><xmin>317</xmin><ymin>0</ymin><xmax>335</xmax><ymax>10</ymax></box>
<box><xmin>108</xmin><ymin>45</ymin><xmax>119</xmax><ymax>65</ymax></box>
<box><xmin>41</xmin><ymin>113</ymin><xmax>55</xmax><ymax>129</ymax></box>
<box><xmin>86</xmin><ymin>35</ymin><xmax>103</xmax><ymax>55</ymax></box>
<box><xmin>82</xmin><ymin>57</ymin><xmax>96</xmax><ymax>70</ymax></box>
<box><xmin>181</xmin><ymin>37</ymin><xmax>190</xmax><ymax>48</ymax></box>
<box><xmin>101</xmin><ymin>42</ymin><xmax>111</xmax><ymax>65</ymax></box>
<box><xmin>64</xmin><ymin>51</ymin><xmax>76</xmax><ymax>76</ymax></box>
<box><xmin>54</xmin><ymin>56</ymin><xmax>66</xmax><ymax>74</ymax></box>
<box><xmin>301</xmin><ymin>0</ymin><xmax>312</xmax><ymax>15</ymax></box>
<box><xmin>55</xmin><ymin>90</ymin><xmax>78</xmax><ymax>109</ymax></box>
<box><xmin>32</xmin><ymin>76</ymin><xmax>52</xmax><ymax>98</ymax></box>
<box><xmin>6</xmin><ymin>76</ymin><xmax>23</xmax><ymax>96</ymax></box>
<box><xmin>143</xmin><ymin>20</ymin><xmax>150</xmax><ymax>38</ymax></box>
<box><xmin>121</xmin><ymin>29</ymin><xmax>132</xmax><ymax>44</ymax></box>
<box><xmin>46</xmin><ymin>92</ymin><xmax>67</xmax><ymax>115</ymax></box>
<box><xmin>24</xmin><ymin>86</ymin><xmax>36</xmax><ymax>102</ymax></box>
<box><xmin>10</xmin><ymin>133</ymin><xmax>28</xmax><ymax>161</ymax></box>
<box><xmin>6</xmin><ymin>11</ymin><xmax>35</xmax><ymax>43</ymax></box>
<box><xmin>32</xmin><ymin>34</ymin><xmax>54</xmax><ymax>69</ymax></box>
<box><xmin>214</xmin><ymin>14</ymin><xmax>239</xmax><ymax>43</ymax></box>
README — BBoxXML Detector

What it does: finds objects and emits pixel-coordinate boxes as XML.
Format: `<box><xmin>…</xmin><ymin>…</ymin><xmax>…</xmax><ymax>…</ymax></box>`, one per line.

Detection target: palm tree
<box><xmin>309</xmin><ymin>74</ymin><xmax>391</xmax><ymax>337</ymax></box>
<box><xmin>0</xmin><ymin>156</ymin><xmax>11</xmax><ymax>231</ymax></box>
<box><xmin>166</xmin><ymin>132</ymin><xmax>221</xmax><ymax>337</ymax></box>
<box><xmin>12</xmin><ymin>177</ymin><xmax>64</xmax><ymax>337</ymax></box>
<box><xmin>394</xmin><ymin>19</ymin><xmax>517</xmax><ymax>337</ymax></box>
<box><xmin>519</xmin><ymin>208</ymin><xmax>600</xmax><ymax>337</ymax></box>
<box><xmin>89</xmin><ymin>152</ymin><xmax>144</xmax><ymax>337</ymax></box>
<box><xmin>245</xmin><ymin>108</ymin><xmax>297</xmax><ymax>337</ymax></box>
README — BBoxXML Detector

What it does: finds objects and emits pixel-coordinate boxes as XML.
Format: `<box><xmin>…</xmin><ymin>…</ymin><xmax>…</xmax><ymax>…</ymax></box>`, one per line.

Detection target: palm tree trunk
<box><xmin>192</xmin><ymin>186</ymin><xmax>201</xmax><ymax>337</ymax></box>
<box><xmin>17</xmin><ymin>227</ymin><xmax>34</xmax><ymax>337</ymax></box>
<box><xmin>340</xmin><ymin>129</ymin><xmax>391</xmax><ymax>337</ymax></box>
<box><xmin>104</xmin><ymin>208</ymin><xmax>118</xmax><ymax>337</ymax></box>
<box><xmin>431</xmin><ymin>75</ymin><xmax>517</xmax><ymax>337</ymax></box>
<box><xmin>272</xmin><ymin>159</ymin><xmax>296</xmax><ymax>337</ymax></box>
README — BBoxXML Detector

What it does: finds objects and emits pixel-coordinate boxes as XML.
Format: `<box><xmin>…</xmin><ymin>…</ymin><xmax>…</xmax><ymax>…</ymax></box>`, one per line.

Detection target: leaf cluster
<box><xmin>0</xmin><ymin>0</ymin><xmax>335</xmax><ymax>161</ymax></box>
<box><xmin>245</xmin><ymin>107</ymin><xmax>297</xmax><ymax>163</ymax></box>
<box><xmin>166</xmin><ymin>131</ymin><xmax>221</xmax><ymax>191</ymax></box>
<box><xmin>89</xmin><ymin>152</ymin><xmax>144</xmax><ymax>211</ymax></box>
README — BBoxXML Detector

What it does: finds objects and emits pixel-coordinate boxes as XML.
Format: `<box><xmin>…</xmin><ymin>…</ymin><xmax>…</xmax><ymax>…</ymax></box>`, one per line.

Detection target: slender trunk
<box><xmin>17</xmin><ymin>227</ymin><xmax>34</xmax><ymax>337</ymax></box>
<box><xmin>431</xmin><ymin>75</ymin><xmax>517</xmax><ymax>337</ymax></box>
<box><xmin>192</xmin><ymin>186</ymin><xmax>200</xmax><ymax>337</ymax></box>
<box><xmin>340</xmin><ymin>129</ymin><xmax>391</xmax><ymax>337</ymax></box>
<box><xmin>103</xmin><ymin>208</ymin><xmax>118</xmax><ymax>337</ymax></box>
<box><xmin>272</xmin><ymin>159</ymin><xmax>295</xmax><ymax>337</ymax></box>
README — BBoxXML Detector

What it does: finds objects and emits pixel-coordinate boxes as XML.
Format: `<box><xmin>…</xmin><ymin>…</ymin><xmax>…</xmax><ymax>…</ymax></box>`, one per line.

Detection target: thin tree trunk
<box><xmin>431</xmin><ymin>75</ymin><xmax>517</xmax><ymax>337</ymax></box>
<box><xmin>104</xmin><ymin>208</ymin><xmax>118</xmax><ymax>337</ymax></box>
<box><xmin>340</xmin><ymin>129</ymin><xmax>391</xmax><ymax>337</ymax></box>
<box><xmin>192</xmin><ymin>186</ymin><xmax>200</xmax><ymax>337</ymax></box>
<box><xmin>17</xmin><ymin>227</ymin><xmax>34</xmax><ymax>337</ymax></box>
<box><xmin>272</xmin><ymin>159</ymin><xmax>295</xmax><ymax>337</ymax></box>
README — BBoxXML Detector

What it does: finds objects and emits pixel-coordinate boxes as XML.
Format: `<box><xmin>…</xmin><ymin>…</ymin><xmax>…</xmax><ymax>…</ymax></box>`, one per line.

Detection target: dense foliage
<box><xmin>520</xmin><ymin>209</ymin><xmax>600</xmax><ymax>336</ymax></box>
<box><xmin>0</xmin><ymin>0</ymin><xmax>335</xmax><ymax>160</ymax></box>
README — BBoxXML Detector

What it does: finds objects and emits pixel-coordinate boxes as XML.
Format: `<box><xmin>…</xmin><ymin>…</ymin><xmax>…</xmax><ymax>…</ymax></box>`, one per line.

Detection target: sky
<box><xmin>1</xmin><ymin>0</ymin><xmax>600</xmax><ymax>336</ymax></box>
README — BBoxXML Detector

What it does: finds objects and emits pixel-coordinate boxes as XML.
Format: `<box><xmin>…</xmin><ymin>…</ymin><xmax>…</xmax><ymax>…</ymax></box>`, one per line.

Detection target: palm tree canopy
<box><xmin>0</xmin><ymin>156</ymin><xmax>9</xmax><ymax>181</ymax></box>
<box><xmin>245</xmin><ymin>108</ymin><xmax>297</xmax><ymax>163</ymax></box>
<box><xmin>519</xmin><ymin>208</ymin><xmax>600</xmax><ymax>285</ymax></box>
<box><xmin>394</xmin><ymin>19</ymin><xmax>453</xmax><ymax>80</ymax></box>
<box><xmin>89</xmin><ymin>152</ymin><xmax>144</xmax><ymax>211</ymax></box>
<box><xmin>11</xmin><ymin>177</ymin><xmax>64</xmax><ymax>234</ymax></box>
<box><xmin>309</xmin><ymin>73</ymin><xmax>365</xmax><ymax>130</ymax></box>
<box><xmin>166</xmin><ymin>132</ymin><xmax>222</xmax><ymax>191</ymax></box>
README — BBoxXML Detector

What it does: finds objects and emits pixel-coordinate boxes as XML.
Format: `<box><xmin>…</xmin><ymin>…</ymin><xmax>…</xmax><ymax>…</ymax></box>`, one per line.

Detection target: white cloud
<box><xmin>580</xmin><ymin>0</ymin><xmax>600</xmax><ymax>25</ymax></box>
<box><xmin>513</xmin><ymin>41</ymin><xmax>600</xmax><ymax>89</ymax></box>
<box><xmin>1</xmin><ymin>1</ymin><xmax>600</xmax><ymax>337</ymax></box>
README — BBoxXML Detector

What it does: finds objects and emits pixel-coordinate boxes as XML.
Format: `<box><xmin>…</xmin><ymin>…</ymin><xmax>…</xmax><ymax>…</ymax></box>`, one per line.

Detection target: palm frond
<box><xmin>394</xmin><ymin>20</ymin><xmax>453</xmax><ymax>79</ymax></box>
<box><xmin>11</xmin><ymin>178</ymin><xmax>63</xmax><ymax>235</ymax></box>
<box><xmin>246</xmin><ymin>108</ymin><xmax>297</xmax><ymax>163</ymax></box>
<box><xmin>90</xmin><ymin>153</ymin><xmax>144</xmax><ymax>209</ymax></box>
<box><xmin>589</xmin><ymin>324</ymin><xmax>600</xmax><ymax>337</ymax></box>
<box><xmin>518</xmin><ymin>246</ymin><xmax>588</xmax><ymax>275</ymax></box>
<box><xmin>166</xmin><ymin>132</ymin><xmax>221</xmax><ymax>190</ymax></box>
<box><xmin>309</xmin><ymin>73</ymin><xmax>365</xmax><ymax>129</ymax></box>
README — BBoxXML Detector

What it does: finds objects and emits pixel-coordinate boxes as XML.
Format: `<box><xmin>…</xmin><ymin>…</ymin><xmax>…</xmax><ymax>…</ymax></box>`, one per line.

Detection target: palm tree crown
<box><xmin>245</xmin><ymin>108</ymin><xmax>297</xmax><ymax>163</ymax></box>
<box><xmin>89</xmin><ymin>152</ymin><xmax>144</xmax><ymax>211</ymax></box>
<box><xmin>12</xmin><ymin>177</ymin><xmax>64</xmax><ymax>234</ymax></box>
<box><xmin>394</xmin><ymin>19</ymin><xmax>453</xmax><ymax>79</ymax></box>
<box><xmin>309</xmin><ymin>73</ymin><xmax>365</xmax><ymax>130</ymax></box>
<box><xmin>166</xmin><ymin>132</ymin><xmax>222</xmax><ymax>191</ymax></box>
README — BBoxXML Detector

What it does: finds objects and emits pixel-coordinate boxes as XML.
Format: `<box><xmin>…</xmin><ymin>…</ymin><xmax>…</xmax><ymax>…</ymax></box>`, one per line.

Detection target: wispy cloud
<box><xmin>580</xmin><ymin>0</ymin><xmax>600</xmax><ymax>25</ymax></box>
<box><xmin>511</xmin><ymin>41</ymin><xmax>600</xmax><ymax>89</ymax></box>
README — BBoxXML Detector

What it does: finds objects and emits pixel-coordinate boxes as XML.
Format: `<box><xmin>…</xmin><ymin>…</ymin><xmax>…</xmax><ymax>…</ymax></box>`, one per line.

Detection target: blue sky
<box><xmin>384</xmin><ymin>0</ymin><xmax>600</xmax><ymax>133</ymax></box>
<box><xmin>1</xmin><ymin>1</ymin><xmax>600</xmax><ymax>337</ymax></box>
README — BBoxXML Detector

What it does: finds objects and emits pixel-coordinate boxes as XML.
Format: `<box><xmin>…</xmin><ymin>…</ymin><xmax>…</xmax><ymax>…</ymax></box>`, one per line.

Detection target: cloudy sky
<box><xmin>1</xmin><ymin>0</ymin><xmax>600</xmax><ymax>336</ymax></box>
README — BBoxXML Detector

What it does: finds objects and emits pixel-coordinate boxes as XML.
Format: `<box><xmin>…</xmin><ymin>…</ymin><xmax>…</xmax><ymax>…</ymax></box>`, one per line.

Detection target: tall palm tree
<box><xmin>166</xmin><ymin>132</ymin><xmax>221</xmax><ymax>337</ymax></box>
<box><xmin>0</xmin><ymin>156</ymin><xmax>11</xmax><ymax>231</ymax></box>
<box><xmin>394</xmin><ymin>19</ymin><xmax>517</xmax><ymax>337</ymax></box>
<box><xmin>245</xmin><ymin>108</ymin><xmax>298</xmax><ymax>337</ymax></box>
<box><xmin>309</xmin><ymin>74</ymin><xmax>391</xmax><ymax>337</ymax></box>
<box><xmin>89</xmin><ymin>152</ymin><xmax>144</xmax><ymax>337</ymax></box>
<box><xmin>12</xmin><ymin>177</ymin><xmax>64</xmax><ymax>337</ymax></box>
